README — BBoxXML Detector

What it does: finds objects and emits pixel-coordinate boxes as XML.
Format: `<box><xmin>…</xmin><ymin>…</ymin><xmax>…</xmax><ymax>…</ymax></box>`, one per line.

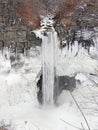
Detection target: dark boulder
<box><xmin>37</xmin><ymin>74</ymin><xmax>76</xmax><ymax>104</ymax></box>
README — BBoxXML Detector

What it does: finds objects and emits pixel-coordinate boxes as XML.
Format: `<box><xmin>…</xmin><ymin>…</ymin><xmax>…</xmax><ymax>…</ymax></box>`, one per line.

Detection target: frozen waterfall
<box><xmin>34</xmin><ymin>16</ymin><xmax>59</xmax><ymax>105</ymax></box>
<box><xmin>42</xmin><ymin>31</ymin><xmax>56</xmax><ymax>105</ymax></box>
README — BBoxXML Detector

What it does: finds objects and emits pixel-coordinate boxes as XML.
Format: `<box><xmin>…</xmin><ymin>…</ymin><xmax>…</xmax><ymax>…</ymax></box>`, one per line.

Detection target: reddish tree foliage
<box><xmin>13</xmin><ymin>0</ymin><xmax>82</xmax><ymax>28</ymax></box>
<box><xmin>14</xmin><ymin>0</ymin><xmax>46</xmax><ymax>28</ymax></box>
<box><xmin>65</xmin><ymin>20</ymin><xmax>70</xmax><ymax>28</ymax></box>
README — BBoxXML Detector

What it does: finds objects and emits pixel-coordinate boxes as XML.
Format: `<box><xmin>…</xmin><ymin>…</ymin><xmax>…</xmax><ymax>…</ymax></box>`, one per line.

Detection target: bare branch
<box><xmin>60</xmin><ymin>118</ymin><xmax>85</xmax><ymax>130</ymax></box>
<box><xmin>70</xmin><ymin>92</ymin><xmax>91</xmax><ymax>130</ymax></box>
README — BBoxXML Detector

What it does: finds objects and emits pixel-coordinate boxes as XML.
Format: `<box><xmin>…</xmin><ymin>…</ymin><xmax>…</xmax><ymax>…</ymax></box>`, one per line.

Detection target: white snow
<box><xmin>56</xmin><ymin>41</ymin><xmax>98</xmax><ymax>76</ymax></box>
<box><xmin>0</xmin><ymin>27</ymin><xmax>98</xmax><ymax>130</ymax></box>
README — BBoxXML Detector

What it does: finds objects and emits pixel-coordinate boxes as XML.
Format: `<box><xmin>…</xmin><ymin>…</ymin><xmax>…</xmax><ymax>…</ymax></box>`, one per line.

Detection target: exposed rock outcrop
<box><xmin>11</xmin><ymin>0</ymin><xmax>98</xmax><ymax>29</ymax></box>
<box><xmin>0</xmin><ymin>0</ymin><xmax>97</xmax><ymax>51</ymax></box>
<box><xmin>37</xmin><ymin>74</ymin><xmax>76</xmax><ymax>104</ymax></box>
<box><xmin>0</xmin><ymin>0</ymin><xmax>42</xmax><ymax>53</ymax></box>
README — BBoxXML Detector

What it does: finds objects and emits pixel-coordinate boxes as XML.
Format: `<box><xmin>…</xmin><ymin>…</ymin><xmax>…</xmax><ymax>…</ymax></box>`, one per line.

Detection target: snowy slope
<box><xmin>0</xmin><ymin>29</ymin><xmax>98</xmax><ymax>130</ymax></box>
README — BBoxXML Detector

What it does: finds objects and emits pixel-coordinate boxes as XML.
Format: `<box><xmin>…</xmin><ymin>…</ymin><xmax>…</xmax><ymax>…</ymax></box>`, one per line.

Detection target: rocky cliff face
<box><xmin>0</xmin><ymin>0</ymin><xmax>42</xmax><ymax>54</ymax></box>
<box><xmin>12</xmin><ymin>0</ymin><xmax>98</xmax><ymax>28</ymax></box>
<box><xmin>0</xmin><ymin>0</ymin><xmax>97</xmax><ymax>54</ymax></box>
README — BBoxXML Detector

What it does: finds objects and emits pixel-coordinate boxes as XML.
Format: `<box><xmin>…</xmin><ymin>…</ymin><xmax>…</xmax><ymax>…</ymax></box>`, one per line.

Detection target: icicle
<box><xmin>42</xmin><ymin>31</ymin><xmax>55</xmax><ymax>105</ymax></box>
<box><xmin>15</xmin><ymin>42</ymin><xmax>17</xmax><ymax>58</ymax></box>
<box><xmin>2</xmin><ymin>41</ymin><xmax>5</xmax><ymax>54</ymax></box>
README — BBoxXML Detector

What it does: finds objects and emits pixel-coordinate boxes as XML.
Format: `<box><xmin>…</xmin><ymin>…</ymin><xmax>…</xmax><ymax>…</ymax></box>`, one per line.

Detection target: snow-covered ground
<box><xmin>0</xmin><ymin>33</ymin><xmax>98</xmax><ymax>130</ymax></box>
